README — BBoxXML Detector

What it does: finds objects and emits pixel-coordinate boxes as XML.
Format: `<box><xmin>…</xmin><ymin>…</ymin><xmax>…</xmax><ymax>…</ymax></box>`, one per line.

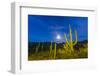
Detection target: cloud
<box><xmin>50</xmin><ymin>26</ymin><xmax>65</xmax><ymax>30</ymax></box>
<box><xmin>49</xmin><ymin>25</ymin><xmax>66</xmax><ymax>30</ymax></box>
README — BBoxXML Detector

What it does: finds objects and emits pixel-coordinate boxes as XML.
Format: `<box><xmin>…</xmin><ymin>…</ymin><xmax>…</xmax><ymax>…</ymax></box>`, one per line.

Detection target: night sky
<box><xmin>28</xmin><ymin>15</ymin><xmax>88</xmax><ymax>42</ymax></box>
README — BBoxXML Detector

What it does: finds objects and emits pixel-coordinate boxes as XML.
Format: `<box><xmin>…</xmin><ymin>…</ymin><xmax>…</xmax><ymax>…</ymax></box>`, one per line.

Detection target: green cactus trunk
<box><xmin>41</xmin><ymin>44</ymin><xmax>43</xmax><ymax>51</ymax></box>
<box><xmin>35</xmin><ymin>43</ymin><xmax>40</xmax><ymax>53</ymax></box>
<box><xmin>49</xmin><ymin>41</ymin><xmax>52</xmax><ymax>58</ymax></box>
<box><xmin>69</xmin><ymin>25</ymin><xmax>74</xmax><ymax>51</ymax></box>
<box><xmin>54</xmin><ymin>42</ymin><xmax>56</xmax><ymax>59</ymax></box>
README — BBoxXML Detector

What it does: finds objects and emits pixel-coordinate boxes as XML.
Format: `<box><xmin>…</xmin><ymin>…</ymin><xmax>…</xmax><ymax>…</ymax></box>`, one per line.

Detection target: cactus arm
<box><xmin>63</xmin><ymin>43</ymin><xmax>68</xmax><ymax>50</ymax></box>
<box><xmin>64</xmin><ymin>33</ymin><xmax>69</xmax><ymax>45</ymax></box>
<box><xmin>73</xmin><ymin>30</ymin><xmax>78</xmax><ymax>45</ymax></box>
<box><xmin>63</xmin><ymin>44</ymin><xmax>66</xmax><ymax>49</ymax></box>
<box><xmin>69</xmin><ymin>24</ymin><xmax>72</xmax><ymax>44</ymax></box>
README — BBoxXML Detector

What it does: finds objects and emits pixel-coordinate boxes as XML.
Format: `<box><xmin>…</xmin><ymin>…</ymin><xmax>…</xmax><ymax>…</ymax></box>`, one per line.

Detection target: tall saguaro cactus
<box><xmin>64</xmin><ymin>25</ymin><xmax>78</xmax><ymax>51</ymax></box>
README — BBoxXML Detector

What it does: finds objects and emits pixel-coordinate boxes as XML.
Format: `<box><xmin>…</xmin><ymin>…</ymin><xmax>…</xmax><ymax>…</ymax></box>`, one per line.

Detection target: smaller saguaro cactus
<box><xmin>35</xmin><ymin>43</ymin><xmax>40</xmax><ymax>53</ymax></box>
<box><xmin>49</xmin><ymin>41</ymin><xmax>52</xmax><ymax>57</ymax></box>
<box><xmin>41</xmin><ymin>44</ymin><xmax>43</xmax><ymax>51</ymax></box>
<box><xmin>54</xmin><ymin>42</ymin><xmax>56</xmax><ymax>59</ymax></box>
<box><xmin>64</xmin><ymin>25</ymin><xmax>78</xmax><ymax>51</ymax></box>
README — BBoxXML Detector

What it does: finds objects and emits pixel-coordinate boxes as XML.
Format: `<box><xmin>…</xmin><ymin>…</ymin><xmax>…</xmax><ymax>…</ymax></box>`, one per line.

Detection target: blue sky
<box><xmin>28</xmin><ymin>15</ymin><xmax>88</xmax><ymax>42</ymax></box>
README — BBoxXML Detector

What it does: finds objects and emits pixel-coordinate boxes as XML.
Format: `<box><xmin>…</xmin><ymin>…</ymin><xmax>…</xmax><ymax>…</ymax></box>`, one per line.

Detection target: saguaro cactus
<box><xmin>54</xmin><ymin>42</ymin><xmax>56</xmax><ymax>59</ymax></box>
<box><xmin>49</xmin><ymin>41</ymin><xmax>52</xmax><ymax>57</ymax></box>
<box><xmin>35</xmin><ymin>43</ymin><xmax>40</xmax><ymax>53</ymax></box>
<box><xmin>41</xmin><ymin>44</ymin><xmax>43</xmax><ymax>51</ymax></box>
<box><xmin>64</xmin><ymin>25</ymin><xmax>78</xmax><ymax>51</ymax></box>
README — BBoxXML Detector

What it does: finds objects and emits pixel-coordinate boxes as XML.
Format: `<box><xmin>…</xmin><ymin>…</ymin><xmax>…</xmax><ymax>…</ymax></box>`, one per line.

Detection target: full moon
<box><xmin>56</xmin><ymin>34</ymin><xmax>61</xmax><ymax>40</ymax></box>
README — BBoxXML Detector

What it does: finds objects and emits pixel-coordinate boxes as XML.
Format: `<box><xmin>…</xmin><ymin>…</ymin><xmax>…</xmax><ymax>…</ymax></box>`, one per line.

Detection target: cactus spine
<box><xmin>64</xmin><ymin>25</ymin><xmax>78</xmax><ymax>51</ymax></box>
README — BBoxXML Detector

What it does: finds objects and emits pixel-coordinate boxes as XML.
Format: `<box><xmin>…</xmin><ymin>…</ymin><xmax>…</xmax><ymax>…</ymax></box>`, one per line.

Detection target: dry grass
<box><xmin>28</xmin><ymin>46</ymin><xmax>88</xmax><ymax>61</ymax></box>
